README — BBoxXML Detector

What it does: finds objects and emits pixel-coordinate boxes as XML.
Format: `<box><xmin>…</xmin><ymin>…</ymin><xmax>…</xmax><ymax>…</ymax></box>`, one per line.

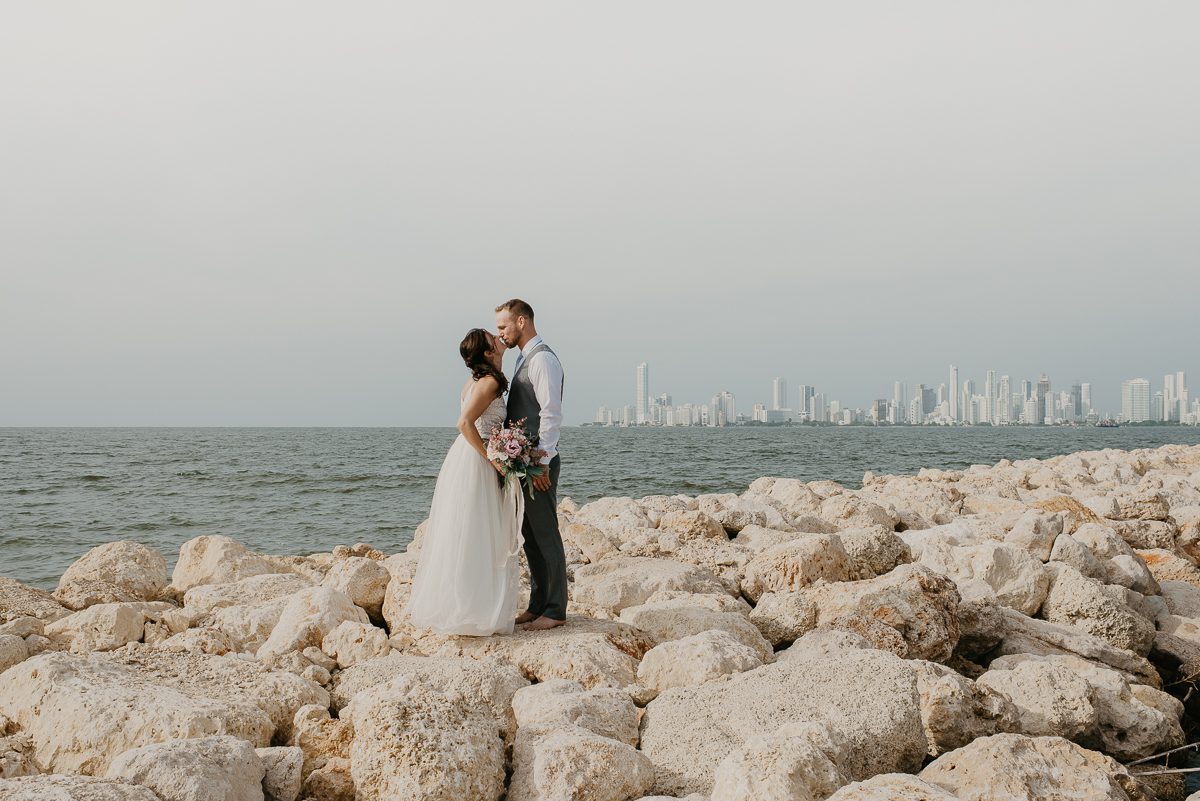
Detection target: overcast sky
<box><xmin>2</xmin><ymin>3</ymin><xmax>1196</xmax><ymax>426</ymax></box>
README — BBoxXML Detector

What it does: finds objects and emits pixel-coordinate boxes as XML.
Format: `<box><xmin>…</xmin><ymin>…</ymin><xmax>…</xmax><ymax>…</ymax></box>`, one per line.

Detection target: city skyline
<box><xmin>594</xmin><ymin>362</ymin><xmax>1197</xmax><ymax>427</ymax></box>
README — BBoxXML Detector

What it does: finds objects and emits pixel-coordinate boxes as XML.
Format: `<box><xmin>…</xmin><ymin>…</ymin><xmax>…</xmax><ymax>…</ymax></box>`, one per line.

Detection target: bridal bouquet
<box><xmin>487</xmin><ymin>418</ymin><xmax>549</xmax><ymax>498</ymax></box>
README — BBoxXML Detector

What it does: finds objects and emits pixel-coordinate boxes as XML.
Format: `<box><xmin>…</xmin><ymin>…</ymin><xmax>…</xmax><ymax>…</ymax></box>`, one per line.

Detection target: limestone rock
<box><xmin>976</xmin><ymin>657</ymin><xmax>1099</xmax><ymax>740</ymax></box>
<box><xmin>328</xmin><ymin>652</ymin><xmax>527</xmax><ymax>742</ymax></box>
<box><xmin>1040</xmin><ymin>564</ymin><xmax>1156</xmax><ymax>655</ymax></box>
<box><xmin>574</xmin><ymin>497</ymin><xmax>655</xmax><ymax>533</ymax></box>
<box><xmin>105</xmin><ymin>735</ymin><xmax>266</xmax><ymax>801</ymax></box>
<box><xmin>739</xmin><ymin>536</ymin><xmax>851</xmax><ymax>602</ymax></box>
<box><xmin>1160</xmin><ymin>580</ymin><xmax>1200</xmax><ymax>618</ymax></box>
<box><xmin>639</xmin><ymin>649</ymin><xmax>926</xmax><ymax>796</ymax></box>
<box><xmin>45</xmin><ymin>603</ymin><xmax>148</xmax><ymax>652</ymax></box>
<box><xmin>709</xmin><ymin>721</ymin><xmax>848</xmax><ymax>801</ymax></box>
<box><xmin>1050</xmin><ymin>533</ymin><xmax>1107</xmax><ymax>581</ymax></box>
<box><xmin>776</xmin><ymin>628</ymin><xmax>875</xmax><ymax>663</ymax></box>
<box><xmin>512</xmin><ymin>679</ymin><xmax>640</xmax><ymax>745</ymax></box>
<box><xmin>826</xmin><ymin>774</ymin><xmax>960</xmax><ymax>800</ymax></box>
<box><xmin>0</xmin><ymin>647</ymin><xmax>326</xmax><ymax>774</ymax></box>
<box><xmin>1005</xmin><ymin>510</ymin><xmax>1063</xmax><ymax>561</ymax></box>
<box><xmin>913</xmin><ymin>660</ymin><xmax>1019</xmax><ymax>756</ymax></box>
<box><xmin>346</xmin><ymin>674</ymin><xmax>505</xmax><ymax>801</ymax></box>
<box><xmin>321</xmin><ymin>557</ymin><xmax>390</xmax><ymax>622</ymax></box>
<box><xmin>747</xmin><ymin>591</ymin><xmax>818</xmax><ymax>646</ymax></box>
<box><xmin>919</xmin><ymin>733</ymin><xmax>1150</xmax><ymax>801</ymax></box>
<box><xmin>658</xmin><ymin>510</ymin><xmax>728</xmax><ymax>542</ymax></box>
<box><xmin>563</xmin><ymin>522</ymin><xmax>622</xmax><ymax>563</ymax></box>
<box><xmin>184</xmin><ymin>573</ymin><xmax>314</xmax><ymax>617</ymax></box>
<box><xmin>0</xmin><ymin>775</ymin><xmax>162</xmax><ymax>800</ymax></box>
<box><xmin>257</xmin><ymin>586</ymin><xmax>368</xmax><ymax>660</ymax></box>
<box><xmin>637</xmin><ymin>630</ymin><xmax>764</xmax><ymax>695</ymax></box>
<box><xmin>1072</xmin><ymin>523</ymin><xmax>1159</xmax><ymax>594</ymax></box>
<box><xmin>837</xmin><ymin>526</ymin><xmax>912</xmax><ymax>580</ymax></box>
<box><xmin>55</xmin><ymin>541</ymin><xmax>168</xmax><ymax>611</ymax></box>
<box><xmin>320</xmin><ymin>621</ymin><xmax>390</xmax><ymax>669</ymax></box>
<box><xmin>573</xmin><ymin>557</ymin><xmax>729</xmax><ymax>614</ymax></box>
<box><xmin>171</xmin><ymin>535</ymin><xmax>279</xmax><ymax>593</ymax></box>
<box><xmin>818</xmin><ymin>494</ymin><xmax>898</xmax><ymax>531</ymax></box>
<box><xmin>508</xmin><ymin>723</ymin><xmax>655</xmax><ymax>801</ymax></box>
<box><xmin>0</xmin><ymin>576</ymin><xmax>69</xmax><ymax>624</ymax></box>
<box><xmin>797</xmin><ymin>563</ymin><xmax>961</xmax><ymax>662</ymax></box>
<box><xmin>619</xmin><ymin>601</ymin><xmax>772</xmax><ymax>660</ymax></box>
<box><xmin>1110</xmin><ymin>519</ymin><xmax>1178</xmax><ymax>550</ymax></box>
<box><xmin>156</xmin><ymin>627</ymin><xmax>238</xmax><ymax>656</ymax></box>
<box><xmin>0</xmin><ymin>617</ymin><xmax>42</xmax><ymax>639</ymax></box>
<box><xmin>1139</xmin><ymin>548</ymin><xmax>1200</xmax><ymax>589</ymax></box>
<box><xmin>256</xmin><ymin>746</ymin><xmax>304</xmax><ymax>801</ymax></box>
<box><xmin>0</xmin><ymin>634</ymin><xmax>29</xmax><ymax>673</ymax></box>
<box><xmin>918</xmin><ymin>541</ymin><xmax>1050</xmax><ymax>616</ymax></box>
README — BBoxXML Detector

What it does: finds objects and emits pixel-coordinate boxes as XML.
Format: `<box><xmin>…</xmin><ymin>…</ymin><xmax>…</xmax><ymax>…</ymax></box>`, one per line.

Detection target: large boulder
<box><xmin>0</xmin><ymin>576</ymin><xmax>69</xmax><ymax>624</ymax></box>
<box><xmin>410</xmin><ymin>616</ymin><xmax>654</xmax><ymax>689</ymax></box>
<box><xmin>0</xmin><ymin>634</ymin><xmax>29</xmax><ymax>674</ymax></box>
<box><xmin>918</xmin><ymin>734</ymin><xmax>1151</xmax><ymax>801</ymax></box>
<box><xmin>0</xmin><ymin>775</ymin><xmax>162</xmax><ymax>800</ymax></box>
<box><xmin>795</xmin><ymin>563</ymin><xmax>961</xmax><ymax>662</ymax></box>
<box><xmin>1039</xmin><ymin>564</ymin><xmax>1156</xmax><ymax>655</ymax></box>
<box><xmin>917</xmin><ymin>541</ymin><xmax>1050</xmax><ymax>616</ymax></box>
<box><xmin>639</xmin><ymin>649</ymin><xmax>926</xmax><ymax>796</ymax></box>
<box><xmin>818</xmin><ymin>494</ymin><xmax>898</xmax><ymax>531</ymax></box>
<box><xmin>913</xmin><ymin>660</ymin><xmax>1019</xmax><ymax>756</ymax></box>
<box><xmin>184</xmin><ymin>574</ymin><xmax>314</xmax><ymax>617</ymax></box>
<box><xmin>739</xmin><ymin>536</ymin><xmax>851</xmax><ymax>602</ymax></box>
<box><xmin>508</xmin><ymin>723</ymin><xmax>655</xmax><ymax>801</ymax></box>
<box><xmin>709</xmin><ymin>721</ymin><xmax>848</xmax><ymax>801</ymax></box>
<box><xmin>320</xmin><ymin>621</ymin><xmax>390</xmax><ymax>669</ymax></box>
<box><xmin>747</xmin><ymin>591</ymin><xmax>818</xmax><ymax>646</ymax></box>
<box><xmin>826</xmin><ymin>774</ymin><xmax>960</xmax><ymax>800</ymax></box>
<box><xmin>1071</xmin><ymin>524</ymin><xmax>1160</xmax><ymax>594</ymax></box>
<box><xmin>837</xmin><ymin>527</ymin><xmax>912</xmax><ymax>580</ymax></box>
<box><xmin>320</xmin><ymin>557</ymin><xmax>390</xmax><ymax>622</ymax></box>
<box><xmin>328</xmin><ymin>652</ymin><xmax>528</xmax><ymax>741</ymax></box>
<box><xmin>0</xmin><ymin>646</ymin><xmax>326</xmax><ymax>774</ymax></box>
<box><xmin>618</xmin><ymin>601</ymin><xmax>772</xmax><ymax>661</ymax></box>
<box><xmin>44</xmin><ymin>602</ymin><xmax>150</xmax><ymax>652</ymax></box>
<box><xmin>511</xmin><ymin>679</ymin><xmax>639</xmax><ymax>746</ymax></box>
<box><xmin>171</xmin><ymin>535</ymin><xmax>281</xmax><ymax>593</ymax></box>
<box><xmin>105</xmin><ymin>735</ymin><xmax>266</xmax><ymax>801</ymax></box>
<box><xmin>257</xmin><ymin>586</ymin><xmax>368</xmax><ymax>660</ymax></box>
<box><xmin>55</xmin><ymin>541</ymin><xmax>168</xmax><ymax>610</ymax></box>
<box><xmin>637</xmin><ymin>630</ymin><xmax>764</xmax><ymax>695</ymax></box>
<box><xmin>345</xmin><ymin>674</ymin><xmax>505</xmax><ymax>801</ymax></box>
<box><xmin>573</xmin><ymin>558</ymin><xmax>729</xmax><ymax>614</ymax></box>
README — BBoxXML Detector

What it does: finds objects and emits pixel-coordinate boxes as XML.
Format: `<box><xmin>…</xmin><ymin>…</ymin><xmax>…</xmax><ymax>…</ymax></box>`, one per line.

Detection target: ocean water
<box><xmin>4</xmin><ymin>425</ymin><xmax>1200</xmax><ymax>590</ymax></box>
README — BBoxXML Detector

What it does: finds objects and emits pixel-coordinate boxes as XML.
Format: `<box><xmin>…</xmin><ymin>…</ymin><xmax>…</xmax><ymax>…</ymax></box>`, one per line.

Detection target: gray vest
<box><xmin>507</xmin><ymin>342</ymin><xmax>563</xmax><ymax>443</ymax></box>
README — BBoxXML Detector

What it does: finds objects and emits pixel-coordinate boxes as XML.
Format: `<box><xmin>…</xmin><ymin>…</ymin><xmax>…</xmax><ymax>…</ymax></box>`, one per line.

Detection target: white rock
<box><xmin>637</xmin><ymin>630</ymin><xmax>764</xmax><ymax>695</ymax></box>
<box><xmin>976</xmin><ymin>657</ymin><xmax>1099</xmax><ymax>741</ymax></box>
<box><xmin>508</xmin><ymin>723</ymin><xmax>656</xmax><ymax>801</ymax></box>
<box><xmin>836</xmin><ymin>526</ymin><xmax>912</xmax><ymax>579</ymax></box>
<box><xmin>44</xmin><ymin>603</ymin><xmax>148</xmax><ymax>652</ymax></box>
<box><xmin>320</xmin><ymin>621</ymin><xmax>390</xmax><ymax>669</ymax></box>
<box><xmin>919</xmin><ymin>733</ymin><xmax>1148</xmax><ymax>801</ymax></box>
<box><xmin>913</xmin><ymin>660</ymin><xmax>1019</xmax><ymax>756</ymax></box>
<box><xmin>256</xmin><ymin>746</ymin><xmax>303</xmax><ymax>801</ymax></box>
<box><xmin>1005</xmin><ymin>510</ymin><xmax>1063</xmax><ymax>561</ymax></box>
<box><xmin>183</xmin><ymin>573</ymin><xmax>314</xmax><ymax>617</ymax></box>
<box><xmin>0</xmin><ymin>577</ymin><xmax>69</xmax><ymax>624</ymax></box>
<box><xmin>105</xmin><ymin>735</ymin><xmax>266</xmax><ymax>801</ymax></box>
<box><xmin>511</xmin><ymin>679</ymin><xmax>639</xmax><ymax>745</ymax></box>
<box><xmin>619</xmin><ymin>601</ymin><xmax>773</xmax><ymax>661</ymax></box>
<box><xmin>320</xmin><ymin>557</ymin><xmax>390</xmax><ymax>621</ymax></box>
<box><xmin>0</xmin><ymin>635</ymin><xmax>29</xmax><ymax>673</ymax></box>
<box><xmin>739</xmin><ymin>535</ymin><xmax>851</xmax><ymax>601</ymax></box>
<box><xmin>0</xmin><ymin>775</ymin><xmax>162</xmax><ymax>800</ymax></box>
<box><xmin>171</xmin><ymin>535</ymin><xmax>280</xmax><ymax>592</ymax></box>
<box><xmin>573</xmin><ymin>557</ymin><xmax>730</xmax><ymax>614</ymax></box>
<box><xmin>747</xmin><ymin>591</ymin><xmax>818</xmax><ymax>646</ymax></box>
<box><xmin>346</xmin><ymin>674</ymin><xmax>504</xmax><ymax>801</ymax></box>
<box><xmin>918</xmin><ymin>541</ymin><xmax>1050</xmax><ymax>616</ymax></box>
<box><xmin>55</xmin><ymin>541</ymin><xmax>169</xmax><ymax>610</ymax></box>
<box><xmin>1040</xmin><ymin>564</ymin><xmax>1156</xmax><ymax>655</ymax></box>
<box><xmin>710</xmin><ymin>721</ymin><xmax>848</xmax><ymax>801</ymax></box>
<box><xmin>658</xmin><ymin>510</ymin><xmax>728</xmax><ymax>542</ymax></box>
<box><xmin>257</xmin><ymin>586</ymin><xmax>368</xmax><ymax>660</ymax></box>
<box><xmin>826</xmin><ymin>773</ymin><xmax>960</xmax><ymax>800</ymax></box>
<box><xmin>1160</xmin><ymin>580</ymin><xmax>1200</xmax><ymax>618</ymax></box>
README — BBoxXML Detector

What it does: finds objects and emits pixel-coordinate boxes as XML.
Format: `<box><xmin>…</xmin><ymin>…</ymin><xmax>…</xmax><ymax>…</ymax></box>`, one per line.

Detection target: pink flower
<box><xmin>505</xmin><ymin>441</ymin><xmax>523</xmax><ymax>457</ymax></box>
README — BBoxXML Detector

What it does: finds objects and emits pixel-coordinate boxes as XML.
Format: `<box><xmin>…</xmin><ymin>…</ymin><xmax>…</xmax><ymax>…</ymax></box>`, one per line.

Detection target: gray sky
<box><xmin>3</xmin><ymin>3</ymin><xmax>1197</xmax><ymax>426</ymax></box>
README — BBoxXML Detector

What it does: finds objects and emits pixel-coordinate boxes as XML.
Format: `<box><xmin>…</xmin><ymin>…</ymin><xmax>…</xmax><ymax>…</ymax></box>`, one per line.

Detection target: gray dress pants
<box><xmin>522</xmin><ymin>455</ymin><xmax>567</xmax><ymax>620</ymax></box>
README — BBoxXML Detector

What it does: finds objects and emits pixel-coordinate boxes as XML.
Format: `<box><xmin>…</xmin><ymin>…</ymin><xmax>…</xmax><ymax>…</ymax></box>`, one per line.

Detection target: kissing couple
<box><xmin>405</xmin><ymin>298</ymin><xmax>567</xmax><ymax>636</ymax></box>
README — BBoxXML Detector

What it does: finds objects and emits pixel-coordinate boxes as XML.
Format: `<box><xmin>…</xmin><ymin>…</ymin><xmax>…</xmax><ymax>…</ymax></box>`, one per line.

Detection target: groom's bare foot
<box><xmin>515</xmin><ymin>611</ymin><xmax>537</xmax><ymax>625</ymax></box>
<box><xmin>522</xmin><ymin>616</ymin><xmax>565</xmax><ymax>631</ymax></box>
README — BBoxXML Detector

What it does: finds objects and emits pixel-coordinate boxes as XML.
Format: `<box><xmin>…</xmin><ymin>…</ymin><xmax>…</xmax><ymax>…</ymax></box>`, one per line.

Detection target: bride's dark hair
<box><xmin>460</xmin><ymin>328</ymin><xmax>508</xmax><ymax>395</ymax></box>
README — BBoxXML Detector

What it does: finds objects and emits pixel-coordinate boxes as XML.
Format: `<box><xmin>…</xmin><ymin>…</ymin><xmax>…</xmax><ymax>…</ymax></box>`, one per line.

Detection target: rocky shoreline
<box><xmin>3</xmin><ymin>444</ymin><xmax>1200</xmax><ymax>800</ymax></box>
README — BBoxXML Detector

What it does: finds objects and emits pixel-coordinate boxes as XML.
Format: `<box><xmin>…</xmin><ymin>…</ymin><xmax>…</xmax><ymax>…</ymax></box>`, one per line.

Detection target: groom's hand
<box><xmin>532</xmin><ymin>472</ymin><xmax>551</xmax><ymax>492</ymax></box>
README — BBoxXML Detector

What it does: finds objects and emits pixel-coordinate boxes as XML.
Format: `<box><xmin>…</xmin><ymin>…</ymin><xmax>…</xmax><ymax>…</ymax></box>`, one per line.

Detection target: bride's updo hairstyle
<box><xmin>460</xmin><ymin>328</ymin><xmax>508</xmax><ymax>394</ymax></box>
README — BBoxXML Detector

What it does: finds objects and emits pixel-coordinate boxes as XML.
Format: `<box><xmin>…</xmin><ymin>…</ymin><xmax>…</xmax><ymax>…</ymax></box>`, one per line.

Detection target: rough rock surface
<box><xmin>826</xmin><ymin>773</ymin><xmax>961</xmax><ymax>800</ymax></box>
<box><xmin>619</xmin><ymin>601</ymin><xmax>773</xmax><ymax>660</ymax></box>
<box><xmin>0</xmin><ymin>774</ymin><xmax>162</xmax><ymax>800</ymax></box>
<box><xmin>572</xmin><ymin>557</ymin><xmax>729</xmax><ymax>613</ymax></box>
<box><xmin>739</xmin><ymin>536</ymin><xmax>851</xmax><ymax>601</ymax></box>
<box><xmin>105</xmin><ymin>735</ymin><xmax>266</xmax><ymax>801</ymax></box>
<box><xmin>0</xmin><ymin>576</ymin><xmax>69</xmax><ymax>624</ymax></box>
<box><xmin>913</xmin><ymin>660</ymin><xmax>1019</xmax><ymax>756</ymax></box>
<box><xmin>508</xmin><ymin>723</ymin><xmax>656</xmax><ymax>801</ymax></box>
<box><xmin>45</xmin><ymin>603</ymin><xmax>149</xmax><ymax>652</ymax></box>
<box><xmin>512</xmin><ymin>679</ymin><xmax>640</xmax><ymax>746</ymax></box>
<box><xmin>320</xmin><ymin>621</ymin><xmax>390</xmax><ymax>669</ymax></box>
<box><xmin>709</xmin><ymin>721</ymin><xmax>848</xmax><ymax>801</ymax></box>
<box><xmin>320</xmin><ymin>557</ymin><xmax>390</xmax><ymax>621</ymax></box>
<box><xmin>919</xmin><ymin>733</ymin><xmax>1150</xmax><ymax>801</ymax></box>
<box><xmin>637</xmin><ymin>630</ymin><xmax>764</xmax><ymax>695</ymax></box>
<box><xmin>257</xmin><ymin>586</ymin><xmax>369</xmax><ymax>659</ymax></box>
<box><xmin>55</xmin><ymin>541</ymin><xmax>168</xmax><ymax>610</ymax></box>
<box><xmin>1040</xmin><ymin>564</ymin><xmax>1156</xmax><ymax>655</ymax></box>
<box><xmin>171</xmin><ymin>535</ymin><xmax>279</xmax><ymax>593</ymax></box>
<box><xmin>256</xmin><ymin>746</ymin><xmax>304</xmax><ymax>801</ymax></box>
<box><xmin>639</xmin><ymin>649</ymin><xmax>926</xmax><ymax>796</ymax></box>
<box><xmin>747</xmin><ymin>591</ymin><xmax>818</xmax><ymax>645</ymax></box>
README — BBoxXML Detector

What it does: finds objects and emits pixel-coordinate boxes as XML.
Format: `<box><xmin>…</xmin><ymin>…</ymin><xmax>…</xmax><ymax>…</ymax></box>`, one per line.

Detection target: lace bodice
<box><xmin>463</xmin><ymin>384</ymin><xmax>508</xmax><ymax>437</ymax></box>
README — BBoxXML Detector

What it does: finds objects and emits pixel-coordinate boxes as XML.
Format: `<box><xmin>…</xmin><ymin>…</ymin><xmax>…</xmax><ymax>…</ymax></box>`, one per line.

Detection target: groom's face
<box><xmin>496</xmin><ymin>310</ymin><xmax>522</xmax><ymax>348</ymax></box>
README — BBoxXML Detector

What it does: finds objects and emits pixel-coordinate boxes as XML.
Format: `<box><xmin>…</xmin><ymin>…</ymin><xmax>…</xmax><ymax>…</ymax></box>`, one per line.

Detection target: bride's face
<box><xmin>485</xmin><ymin>332</ymin><xmax>506</xmax><ymax>364</ymax></box>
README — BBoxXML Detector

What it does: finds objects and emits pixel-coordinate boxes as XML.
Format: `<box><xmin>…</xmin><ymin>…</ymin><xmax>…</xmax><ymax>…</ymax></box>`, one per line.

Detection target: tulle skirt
<box><xmin>405</xmin><ymin>434</ymin><xmax>524</xmax><ymax>636</ymax></box>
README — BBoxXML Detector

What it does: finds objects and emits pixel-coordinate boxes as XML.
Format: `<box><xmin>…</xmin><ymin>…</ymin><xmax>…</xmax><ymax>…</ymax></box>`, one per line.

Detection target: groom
<box><xmin>495</xmin><ymin>298</ymin><xmax>567</xmax><ymax>631</ymax></box>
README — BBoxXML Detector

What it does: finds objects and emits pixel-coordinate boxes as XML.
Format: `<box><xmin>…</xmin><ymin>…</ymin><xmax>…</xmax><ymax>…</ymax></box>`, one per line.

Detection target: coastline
<box><xmin>1</xmin><ymin>442</ymin><xmax>1200</xmax><ymax>798</ymax></box>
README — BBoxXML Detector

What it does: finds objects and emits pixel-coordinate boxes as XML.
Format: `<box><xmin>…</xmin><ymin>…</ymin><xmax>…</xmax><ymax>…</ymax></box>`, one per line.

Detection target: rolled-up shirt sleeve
<box><xmin>526</xmin><ymin>350</ymin><xmax>563</xmax><ymax>464</ymax></box>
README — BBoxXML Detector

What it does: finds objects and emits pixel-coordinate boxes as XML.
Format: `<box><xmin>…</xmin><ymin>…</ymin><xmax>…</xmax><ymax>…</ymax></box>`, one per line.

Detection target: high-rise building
<box><xmin>1036</xmin><ymin>375</ymin><xmax>1051</xmax><ymax>426</ymax></box>
<box><xmin>635</xmin><ymin>363</ymin><xmax>649</xmax><ymax>425</ymax></box>
<box><xmin>1122</xmin><ymin>378</ymin><xmax>1151</xmax><ymax>423</ymax></box>
<box><xmin>870</xmin><ymin>399</ymin><xmax>888</xmax><ymax>422</ymax></box>
<box><xmin>772</xmin><ymin>378</ymin><xmax>787</xmax><ymax>411</ymax></box>
<box><xmin>1165</xmin><ymin>374</ymin><xmax>1177</xmax><ymax>422</ymax></box>
<box><xmin>908</xmin><ymin>396</ymin><xmax>924</xmax><ymax>425</ymax></box>
<box><xmin>962</xmin><ymin>379</ymin><xmax>975</xmax><ymax>423</ymax></box>
<box><xmin>813</xmin><ymin>393</ymin><xmax>827</xmax><ymax>422</ymax></box>
<box><xmin>984</xmin><ymin>371</ymin><xmax>996</xmax><ymax>425</ymax></box>
<box><xmin>949</xmin><ymin>366</ymin><xmax>959</xmax><ymax>423</ymax></box>
<box><xmin>1153</xmin><ymin>392</ymin><xmax>1166</xmax><ymax>422</ymax></box>
<box><xmin>1178</xmin><ymin>372</ymin><xmax>1189</xmax><ymax>422</ymax></box>
<box><xmin>798</xmin><ymin>385</ymin><xmax>815</xmax><ymax>420</ymax></box>
<box><xmin>1081</xmin><ymin>383</ymin><xmax>1092</xmax><ymax>415</ymax></box>
<box><xmin>997</xmin><ymin>375</ymin><xmax>1011</xmax><ymax>424</ymax></box>
<box><xmin>893</xmin><ymin>381</ymin><xmax>906</xmax><ymax>424</ymax></box>
<box><xmin>922</xmin><ymin>386</ymin><xmax>937</xmax><ymax>416</ymax></box>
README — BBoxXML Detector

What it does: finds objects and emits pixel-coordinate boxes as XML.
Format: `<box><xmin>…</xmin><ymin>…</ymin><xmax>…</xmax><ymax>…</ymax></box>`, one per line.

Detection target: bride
<box><xmin>405</xmin><ymin>328</ymin><xmax>524</xmax><ymax>636</ymax></box>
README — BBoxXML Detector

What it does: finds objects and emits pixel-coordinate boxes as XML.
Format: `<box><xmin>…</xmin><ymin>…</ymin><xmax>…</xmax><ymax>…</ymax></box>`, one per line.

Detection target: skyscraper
<box><xmin>1122</xmin><ymin>378</ymin><xmax>1151</xmax><ymax>423</ymax></box>
<box><xmin>1071</xmin><ymin>383</ymin><xmax>1083</xmax><ymax>419</ymax></box>
<box><xmin>949</xmin><ymin>365</ymin><xmax>959</xmax><ymax>423</ymax></box>
<box><xmin>984</xmin><ymin>371</ymin><xmax>996</xmax><ymax>425</ymax></box>
<box><xmin>1081</xmin><ymin>383</ymin><xmax>1092</xmax><ymax>415</ymax></box>
<box><xmin>1178</xmin><ymin>371</ymin><xmax>1189</xmax><ymax>422</ymax></box>
<box><xmin>772</xmin><ymin>377</ymin><xmax>787</xmax><ymax>411</ymax></box>
<box><xmin>1036</xmin><ymin>374</ymin><xmax>1051</xmax><ymax>426</ymax></box>
<box><xmin>893</xmin><ymin>381</ymin><xmax>906</xmax><ymax>424</ymax></box>
<box><xmin>798</xmin><ymin>384</ymin><xmax>815</xmax><ymax>420</ymax></box>
<box><xmin>997</xmin><ymin>375</ymin><xmax>1011</xmax><ymax>424</ymax></box>
<box><xmin>635</xmin><ymin>363</ymin><xmax>649</xmax><ymax>425</ymax></box>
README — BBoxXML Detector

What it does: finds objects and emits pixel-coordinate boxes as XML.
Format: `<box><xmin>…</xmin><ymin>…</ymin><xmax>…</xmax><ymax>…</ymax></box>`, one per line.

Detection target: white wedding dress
<box><xmin>405</xmin><ymin>384</ymin><xmax>524</xmax><ymax>636</ymax></box>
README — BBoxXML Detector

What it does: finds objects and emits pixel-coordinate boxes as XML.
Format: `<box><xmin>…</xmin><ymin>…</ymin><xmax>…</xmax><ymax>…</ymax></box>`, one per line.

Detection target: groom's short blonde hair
<box><xmin>495</xmin><ymin>299</ymin><xmax>534</xmax><ymax>321</ymax></box>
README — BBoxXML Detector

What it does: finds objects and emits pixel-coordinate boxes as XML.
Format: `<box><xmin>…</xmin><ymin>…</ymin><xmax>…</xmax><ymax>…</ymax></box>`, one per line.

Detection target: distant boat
<box><xmin>1096</xmin><ymin>420</ymin><xmax>1119</xmax><ymax>428</ymax></box>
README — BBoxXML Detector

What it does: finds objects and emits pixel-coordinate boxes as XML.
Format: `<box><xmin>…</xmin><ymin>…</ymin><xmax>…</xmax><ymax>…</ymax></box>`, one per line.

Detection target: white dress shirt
<box><xmin>516</xmin><ymin>335</ymin><xmax>563</xmax><ymax>465</ymax></box>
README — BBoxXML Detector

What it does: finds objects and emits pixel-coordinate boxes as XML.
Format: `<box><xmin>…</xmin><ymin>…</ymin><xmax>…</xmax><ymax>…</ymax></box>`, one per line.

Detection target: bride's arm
<box><xmin>457</xmin><ymin>376</ymin><xmax>502</xmax><ymax>464</ymax></box>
